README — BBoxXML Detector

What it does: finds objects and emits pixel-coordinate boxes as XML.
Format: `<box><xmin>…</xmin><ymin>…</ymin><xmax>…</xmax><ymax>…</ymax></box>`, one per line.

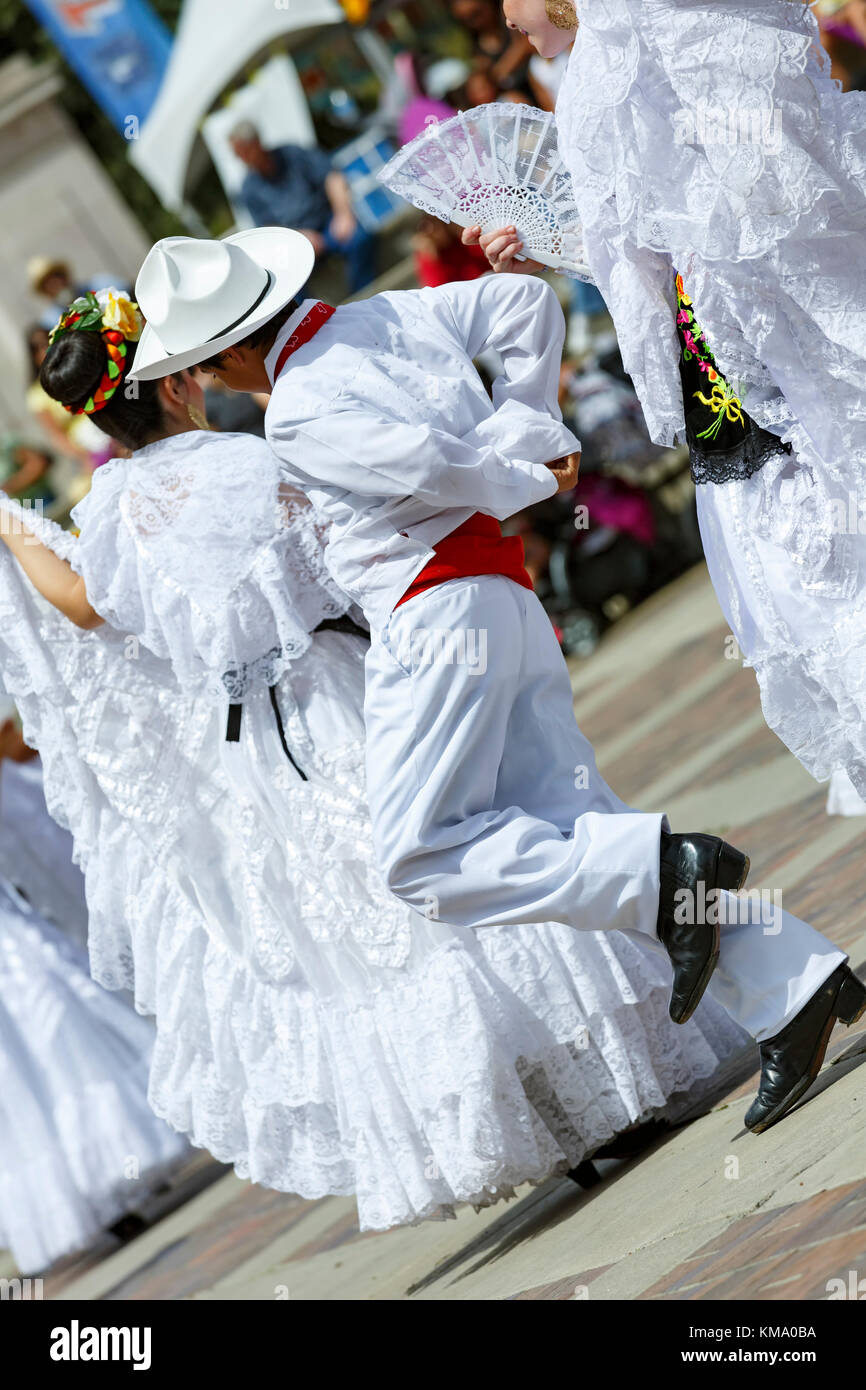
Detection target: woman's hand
<box><xmin>461</xmin><ymin>224</ymin><xmax>545</xmax><ymax>275</ymax></box>
<box><xmin>547</xmin><ymin>451</ymin><xmax>581</xmax><ymax>493</ymax></box>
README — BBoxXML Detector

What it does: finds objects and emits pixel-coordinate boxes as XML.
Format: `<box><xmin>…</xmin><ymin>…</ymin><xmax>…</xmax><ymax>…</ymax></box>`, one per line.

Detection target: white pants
<box><xmin>364</xmin><ymin>576</ymin><xmax>844</xmax><ymax>1041</ymax></box>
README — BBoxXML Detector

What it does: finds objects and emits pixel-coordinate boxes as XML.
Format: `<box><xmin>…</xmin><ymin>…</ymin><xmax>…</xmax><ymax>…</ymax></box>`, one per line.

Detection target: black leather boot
<box><xmin>657</xmin><ymin>831</ymin><xmax>750</xmax><ymax>1024</ymax></box>
<box><xmin>745</xmin><ymin>963</ymin><xmax>866</xmax><ymax>1133</ymax></box>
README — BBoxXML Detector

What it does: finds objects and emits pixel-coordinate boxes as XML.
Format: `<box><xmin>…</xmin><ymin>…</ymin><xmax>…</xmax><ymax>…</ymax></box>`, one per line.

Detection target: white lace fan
<box><xmin>379</xmin><ymin>103</ymin><xmax>593</xmax><ymax>280</ymax></box>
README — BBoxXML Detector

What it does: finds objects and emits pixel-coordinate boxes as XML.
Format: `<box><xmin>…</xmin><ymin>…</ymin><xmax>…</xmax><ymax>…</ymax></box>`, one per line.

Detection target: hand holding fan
<box><xmin>378</xmin><ymin>103</ymin><xmax>593</xmax><ymax>281</ymax></box>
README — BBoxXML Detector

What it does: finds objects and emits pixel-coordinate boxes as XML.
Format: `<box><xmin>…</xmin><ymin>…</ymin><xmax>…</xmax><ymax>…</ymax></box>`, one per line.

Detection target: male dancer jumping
<box><xmin>129</xmin><ymin>227</ymin><xmax>865</xmax><ymax>1132</ymax></box>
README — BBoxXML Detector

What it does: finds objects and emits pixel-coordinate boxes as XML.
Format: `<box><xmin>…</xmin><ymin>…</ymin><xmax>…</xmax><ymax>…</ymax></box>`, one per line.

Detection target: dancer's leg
<box><xmin>365</xmin><ymin>574</ymin><xmax>849</xmax><ymax>1049</ymax></box>
<box><xmin>622</xmin><ymin>893</ymin><xmax>845</xmax><ymax>1041</ymax></box>
<box><xmin>364</xmin><ymin>575</ymin><xmax>663</xmax><ymax>934</ymax></box>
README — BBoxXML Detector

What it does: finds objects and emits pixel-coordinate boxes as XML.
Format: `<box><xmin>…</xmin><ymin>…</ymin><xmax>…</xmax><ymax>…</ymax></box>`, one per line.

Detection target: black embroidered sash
<box><xmin>674</xmin><ymin>272</ymin><xmax>789</xmax><ymax>485</ymax></box>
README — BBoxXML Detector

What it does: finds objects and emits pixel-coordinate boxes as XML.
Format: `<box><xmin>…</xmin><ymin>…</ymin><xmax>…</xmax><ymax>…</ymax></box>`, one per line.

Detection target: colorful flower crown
<box><xmin>49</xmin><ymin>289</ymin><xmax>143</xmax><ymax>416</ymax></box>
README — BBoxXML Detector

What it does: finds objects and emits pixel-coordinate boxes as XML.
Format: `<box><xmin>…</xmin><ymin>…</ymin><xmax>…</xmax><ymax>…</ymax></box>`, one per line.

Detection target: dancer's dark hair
<box><xmin>40</xmin><ymin>330</ymin><xmax>173</xmax><ymax>452</ymax></box>
<box><xmin>198</xmin><ymin>297</ymin><xmax>300</xmax><ymax>372</ymax></box>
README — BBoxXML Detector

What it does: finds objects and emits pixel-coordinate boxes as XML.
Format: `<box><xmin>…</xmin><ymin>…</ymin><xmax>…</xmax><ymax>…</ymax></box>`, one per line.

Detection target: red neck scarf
<box><xmin>273</xmin><ymin>301</ymin><xmax>336</xmax><ymax>380</ymax></box>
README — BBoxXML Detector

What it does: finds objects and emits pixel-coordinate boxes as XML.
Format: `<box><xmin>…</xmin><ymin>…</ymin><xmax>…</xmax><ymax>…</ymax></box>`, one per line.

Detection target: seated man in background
<box><xmin>0</xmin><ymin>437</ymin><xmax>56</xmax><ymax>510</ymax></box>
<box><xmin>230</xmin><ymin>120</ymin><xmax>376</xmax><ymax>295</ymax></box>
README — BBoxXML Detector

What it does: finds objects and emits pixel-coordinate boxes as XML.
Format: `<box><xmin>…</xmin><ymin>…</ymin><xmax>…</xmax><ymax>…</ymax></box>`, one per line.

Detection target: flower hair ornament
<box><xmin>49</xmin><ymin>288</ymin><xmax>143</xmax><ymax>415</ymax></box>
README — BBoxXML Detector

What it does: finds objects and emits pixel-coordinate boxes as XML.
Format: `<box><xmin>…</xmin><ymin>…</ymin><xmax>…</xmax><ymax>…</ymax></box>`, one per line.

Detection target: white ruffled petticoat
<box><xmin>0</xmin><ymin>466</ymin><xmax>747</xmax><ymax>1231</ymax></box>
<box><xmin>0</xmin><ymin>759</ymin><xmax>89</xmax><ymax>951</ymax></box>
<box><xmin>560</xmin><ymin>0</ymin><xmax>866</xmax><ymax>794</ymax></box>
<box><xmin>0</xmin><ymin>878</ymin><xmax>187</xmax><ymax>1273</ymax></box>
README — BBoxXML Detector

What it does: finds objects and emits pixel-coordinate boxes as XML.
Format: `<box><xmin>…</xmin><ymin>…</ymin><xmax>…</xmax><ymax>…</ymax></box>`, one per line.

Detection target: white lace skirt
<box><xmin>78</xmin><ymin>637</ymin><xmax>747</xmax><ymax>1232</ymax></box>
<box><xmin>558</xmin><ymin>2</ymin><xmax>866</xmax><ymax>796</ymax></box>
<box><xmin>0</xmin><ymin>881</ymin><xmax>187</xmax><ymax>1273</ymax></box>
<box><xmin>697</xmin><ymin>464</ymin><xmax>866</xmax><ymax>797</ymax></box>
<box><xmin>0</xmin><ymin>759</ymin><xmax>89</xmax><ymax>951</ymax></box>
<box><xmin>89</xmin><ymin>828</ymin><xmax>748</xmax><ymax>1232</ymax></box>
<box><xmin>0</xmin><ymin>545</ymin><xmax>747</xmax><ymax>1232</ymax></box>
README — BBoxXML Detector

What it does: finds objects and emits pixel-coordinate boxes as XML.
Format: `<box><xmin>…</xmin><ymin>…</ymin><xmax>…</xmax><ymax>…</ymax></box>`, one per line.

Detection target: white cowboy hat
<box><xmin>128</xmin><ymin>227</ymin><xmax>315</xmax><ymax>381</ymax></box>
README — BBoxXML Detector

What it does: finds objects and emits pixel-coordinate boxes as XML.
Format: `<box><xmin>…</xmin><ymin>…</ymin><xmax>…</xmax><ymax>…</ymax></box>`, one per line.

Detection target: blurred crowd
<box><xmin>12</xmin><ymin>0</ymin><xmax>866</xmax><ymax>654</ymax></box>
<box><xmin>814</xmin><ymin>0</ymin><xmax>866</xmax><ymax>88</ymax></box>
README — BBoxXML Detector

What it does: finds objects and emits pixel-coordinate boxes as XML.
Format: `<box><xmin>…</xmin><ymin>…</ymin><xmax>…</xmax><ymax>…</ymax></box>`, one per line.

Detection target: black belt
<box><xmin>313</xmin><ymin>614</ymin><xmax>370</xmax><ymax>641</ymax></box>
<box><xmin>224</xmin><ymin>687</ymin><xmax>308</xmax><ymax>781</ymax></box>
<box><xmin>223</xmin><ymin>616</ymin><xmax>367</xmax><ymax>768</ymax></box>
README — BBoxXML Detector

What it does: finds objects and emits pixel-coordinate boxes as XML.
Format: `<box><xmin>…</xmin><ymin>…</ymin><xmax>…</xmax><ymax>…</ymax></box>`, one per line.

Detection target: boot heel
<box><xmin>836</xmin><ymin>968</ymin><xmax>866</xmax><ymax>1026</ymax></box>
<box><xmin>717</xmin><ymin>844</ymin><xmax>750</xmax><ymax>893</ymax></box>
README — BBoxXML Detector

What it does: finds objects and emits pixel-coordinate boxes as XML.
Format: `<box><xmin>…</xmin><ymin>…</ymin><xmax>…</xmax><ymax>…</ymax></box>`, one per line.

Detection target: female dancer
<box><xmin>469</xmin><ymin>0</ymin><xmax>866</xmax><ymax>802</ymax></box>
<box><xmin>0</xmin><ymin>288</ymin><xmax>751</xmax><ymax>1228</ymax></box>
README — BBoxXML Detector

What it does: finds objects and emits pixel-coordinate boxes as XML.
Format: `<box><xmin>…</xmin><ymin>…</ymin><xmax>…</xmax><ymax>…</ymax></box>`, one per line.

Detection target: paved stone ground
<box><xmin>11</xmin><ymin>562</ymin><xmax>866</xmax><ymax>1301</ymax></box>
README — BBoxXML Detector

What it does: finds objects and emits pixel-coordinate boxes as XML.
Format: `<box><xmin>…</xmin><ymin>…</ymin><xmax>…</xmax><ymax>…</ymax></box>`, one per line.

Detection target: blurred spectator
<box><xmin>25</xmin><ymin>325</ymin><xmax>110</xmax><ymax>472</ymax></box>
<box><xmin>395</xmin><ymin>55</ymin><xmax>470</xmax><ymax>144</ymax></box>
<box><xmin>200</xmin><ymin>376</ymin><xmax>267</xmax><ymax>437</ymax></box>
<box><xmin>567</xmin><ymin>280</ymin><xmax>617</xmax><ymax>358</ymax></box>
<box><xmin>230</xmin><ymin>120</ymin><xmax>376</xmax><ymax>294</ymax></box>
<box><xmin>813</xmin><ymin>0</ymin><xmax>866</xmax><ymax>87</ymax></box>
<box><xmin>0</xmin><ymin>437</ymin><xmax>56</xmax><ymax>510</ymax></box>
<box><xmin>528</xmin><ymin>45</ymin><xmax>573</xmax><ymax>109</ymax></box>
<box><xmin>462</xmin><ymin>69</ymin><xmax>529</xmax><ymax>106</ymax></box>
<box><xmin>0</xmin><ymin>719</ymin><xmax>36</xmax><ymax>764</ymax></box>
<box><xmin>412</xmin><ymin>217</ymin><xmax>488</xmax><ymax>287</ymax></box>
<box><xmin>28</xmin><ymin>258</ymin><xmax>126</xmax><ymax>332</ymax></box>
<box><xmin>560</xmin><ymin>358</ymin><xmax>665</xmax><ymax>475</ymax></box>
<box><xmin>450</xmin><ymin>0</ymin><xmax>534</xmax><ymax>99</ymax></box>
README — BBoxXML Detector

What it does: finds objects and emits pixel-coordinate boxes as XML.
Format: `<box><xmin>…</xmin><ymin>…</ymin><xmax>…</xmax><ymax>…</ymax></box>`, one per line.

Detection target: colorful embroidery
<box><xmin>673</xmin><ymin>271</ymin><xmax>788</xmax><ymax>485</ymax></box>
<box><xmin>674</xmin><ymin>273</ymin><xmax>745</xmax><ymax>441</ymax></box>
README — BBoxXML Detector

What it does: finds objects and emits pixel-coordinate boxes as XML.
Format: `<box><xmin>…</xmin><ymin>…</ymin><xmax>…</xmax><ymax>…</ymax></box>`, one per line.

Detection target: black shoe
<box><xmin>593</xmin><ymin>1118</ymin><xmax>671</xmax><ymax>1161</ymax></box>
<box><xmin>565</xmin><ymin>1160</ymin><xmax>603</xmax><ymax>1189</ymax></box>
<box><xmin>745</xmin><ymin>963</ymin><xmax>866</xmax><ymax>1133</ymax></box>
<box><xmin>657</xmin><ymin>831</ymin><xmax>750</xmax><ymax>1024</ymax></box>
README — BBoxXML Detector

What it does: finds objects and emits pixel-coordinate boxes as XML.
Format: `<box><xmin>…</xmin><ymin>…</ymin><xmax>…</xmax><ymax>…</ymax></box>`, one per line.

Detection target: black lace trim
<box><xmin>673</xmin><ymin>271</ymin><xmax>790</xmax><ymax>486</ymax></box>
<box><xmin>687</xmin><ymin>416</ymin><xmax>789</xmax><ymax>486</ymax></box>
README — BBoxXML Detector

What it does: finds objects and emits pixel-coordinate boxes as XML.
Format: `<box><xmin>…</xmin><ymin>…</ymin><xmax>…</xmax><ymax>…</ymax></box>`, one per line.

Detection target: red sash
<box><xmin>395</xmin><ymin>513</ymin><xmax>533</xmax><ymax>609</ymax></box>
<box><xmin>272</xmin><ymin>302</ymin><xmax>533</xmax><ymax>611</ymax></box>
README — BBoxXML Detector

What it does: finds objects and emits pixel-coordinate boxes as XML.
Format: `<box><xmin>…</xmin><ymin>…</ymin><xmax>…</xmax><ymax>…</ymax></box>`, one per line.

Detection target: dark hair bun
<box><xmin>37</xmin><ymin>330</ymin><xmax>160</xmax><ymax>452</ymax></box>
<box><xmin>40</xmin><ymin>329</ymin><xmax>108</xmax><ymax>413</ymax></box>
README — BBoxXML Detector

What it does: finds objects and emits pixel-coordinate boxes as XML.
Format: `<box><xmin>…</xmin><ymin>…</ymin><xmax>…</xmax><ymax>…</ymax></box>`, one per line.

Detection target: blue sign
<box><xmin>24</xmin><ymin>0</ymin><xmax>172</xmax><ymax>132</ymax></box>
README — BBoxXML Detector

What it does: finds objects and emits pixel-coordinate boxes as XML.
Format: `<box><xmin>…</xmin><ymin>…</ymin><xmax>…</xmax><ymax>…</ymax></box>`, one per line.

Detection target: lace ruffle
<box><xmin>689</xmin><ymin>422</ymin><xmax>788</xmax><ymax>486</ymax></box>
<box><xmin>566</xmin><ymin>1</ymin><xmax>848</xmax><ymax>264</ymax></box>
<box><xmin>697</xmin><ymin>468</ymin><xmax>866</xmax><ymax>796</ymax></box>
<box><xmin>88</xmin><ymin>843</ymin><xmax>746</xmax><ymax>1230</ymax></box>
<box><xmin>68</xmin><ymin>431</ymin><xmax>349</xmax><ymax>699</ymax></box>
<box><xmin>559</xmin><ymin>1</ymin><xmax>866</xmax><ymax>453</ymax></box>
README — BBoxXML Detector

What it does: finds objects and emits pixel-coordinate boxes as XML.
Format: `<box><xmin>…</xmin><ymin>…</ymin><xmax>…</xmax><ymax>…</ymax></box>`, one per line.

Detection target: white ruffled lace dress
<box><xmin>0</xmin><ymin>430</ymin><xmax>746</xmax><ymax>1231</ymax></box>
<box><xmin>559</xmin><ymin>0</ymin><xmax>866</xmax><ymax>793</ymax></box>
<box><xmin>0</xmin><ymin>844</ymin><xmax>187</xmax><ymax>1274</ymax></box>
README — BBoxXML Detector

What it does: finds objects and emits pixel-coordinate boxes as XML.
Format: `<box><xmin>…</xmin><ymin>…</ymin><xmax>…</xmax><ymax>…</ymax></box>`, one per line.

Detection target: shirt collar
<box><xmin>264</xmin><ymin>298</ymin><xmax>318</xmax><ymax>388</ymax></box>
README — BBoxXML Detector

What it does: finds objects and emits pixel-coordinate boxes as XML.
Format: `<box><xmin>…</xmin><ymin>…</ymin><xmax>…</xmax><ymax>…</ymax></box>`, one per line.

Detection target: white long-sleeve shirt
<box><xmin>264</xmin><ymin>275</ymin><xmax>580</xmax><ymax>628</ymax></box>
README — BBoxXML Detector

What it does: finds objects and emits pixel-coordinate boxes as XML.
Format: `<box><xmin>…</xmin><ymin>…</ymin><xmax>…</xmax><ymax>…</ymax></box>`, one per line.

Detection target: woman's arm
<box><xmin>489</xmin><ymin>33</ymin><xmax>533</xmax><ymax>87</ymax></box>
<box><xmin>1</xmin><ymin>451</ymin><xmax>47</xmax><ymax>498</ymax></box>
<box><xmin>0</xmin><ymin>515</ymin><xmax>103</xmax><ymax>629</ymax></box>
